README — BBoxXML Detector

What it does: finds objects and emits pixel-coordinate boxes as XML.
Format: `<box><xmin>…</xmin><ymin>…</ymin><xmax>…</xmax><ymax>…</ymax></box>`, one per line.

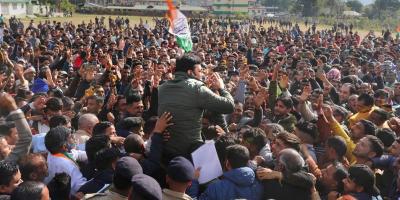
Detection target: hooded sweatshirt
<box><xmin>198</xmin><ymin>167</ymin><xmax>263</xmax><ymax>200</ymax></box>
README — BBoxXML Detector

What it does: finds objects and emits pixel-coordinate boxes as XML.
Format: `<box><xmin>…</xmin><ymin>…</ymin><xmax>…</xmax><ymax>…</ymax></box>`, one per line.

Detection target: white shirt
<box><xmin>45</xmin><ymin>153</ymin><xmax>87</xmax><ymax>195</ymax></box>
<box><xmin>38</xmin><ymin>122</ymin><xmax>50</xmax><ymax>134</ymax></box>
<box><xmin>31</xmin><ymin>132</ymin><xmax>47</xmax><ymax>153</ymax></box>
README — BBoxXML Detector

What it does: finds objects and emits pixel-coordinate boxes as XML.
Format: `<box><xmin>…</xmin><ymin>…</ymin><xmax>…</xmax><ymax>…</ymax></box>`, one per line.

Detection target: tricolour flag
<box><xmin>397</xmin><ymin>25</ymin><xmax>400</xmax><ymax>39</ymax></box>
<box><xmin>166</xmin><ymin>0</ymin><xmax>193</xmax><ymax>52</ymax></box>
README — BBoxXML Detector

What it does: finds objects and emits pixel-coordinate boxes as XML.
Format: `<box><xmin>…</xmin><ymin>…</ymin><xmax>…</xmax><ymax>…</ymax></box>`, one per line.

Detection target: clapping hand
<box><xmin>254</xmin><ymin>87</ymin><xmax>268</xmax><ymax>107</ymax></box>
<box><xmin>299</xmin><ymin>85</ymin><xmax>312</xmax><ymax>103</ymax></box>
<box><xmin>322</xmin><ymin>105</ymin><xmax>334</xmax><ymax>122</ymax></box>
<box><xmin>279</xmin><ymin>74</ymin><xmax>289</xmax><ymax>89</ymax></box>
<box><xmin>210</xmin><ymin>72</ymin><xmax>225</xmax><ymax>90</ymax></box>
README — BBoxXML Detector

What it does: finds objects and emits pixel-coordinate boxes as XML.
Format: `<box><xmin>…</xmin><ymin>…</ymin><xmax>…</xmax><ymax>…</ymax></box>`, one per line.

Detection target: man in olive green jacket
<box><xmin>158</xmin><ymin>55</ymin><xmax>234</xmax><ymax>162</ymax></box>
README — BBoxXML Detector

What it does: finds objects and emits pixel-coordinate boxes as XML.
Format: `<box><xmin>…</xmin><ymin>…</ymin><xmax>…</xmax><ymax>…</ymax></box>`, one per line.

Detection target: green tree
<box><xmin>261</xmin><ymin>0</ymin><xmax>295</xmax><ymax>11</ymax></box>
<box><xmin>38</xmin><ymin>0</ymin><xmax>55</xmax><ymax>5</ymax></box>
<box><xmin>346</xmin><ymin>0</ymin><xmax>363</xmax><ymax>12</ymax></box>
<box><xmin>372</xmin><ymin>0</ymin><xmax>400</xmax><ymax>19</ymax></box>
<box><xmin>294</xmin><ymin>0</ymin><xmax>319</xmax><ymax>17</ymax></box>
<box><xmin>60</xmin><ymin>0</ymin><xmax>75</xmax><ymax>12</ymax></box>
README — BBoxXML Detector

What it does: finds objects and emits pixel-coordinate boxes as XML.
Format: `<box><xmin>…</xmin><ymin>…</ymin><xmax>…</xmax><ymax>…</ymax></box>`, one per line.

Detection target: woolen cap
<box><xmin>167</xmin><ymin>156</ymin><xmax>195</xmax><ymax>182</ymax></box>
<box><xmin>130</xmin><ymin>174</ymin><xmax>162</xmax><ymax>200</ymax></box>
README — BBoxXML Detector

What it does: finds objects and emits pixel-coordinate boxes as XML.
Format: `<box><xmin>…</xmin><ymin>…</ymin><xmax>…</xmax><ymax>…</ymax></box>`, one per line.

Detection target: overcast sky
<box><xmin>359</xmin><ymin>0</ymin><xmax>374</xmax><ymax>5</ymax></box>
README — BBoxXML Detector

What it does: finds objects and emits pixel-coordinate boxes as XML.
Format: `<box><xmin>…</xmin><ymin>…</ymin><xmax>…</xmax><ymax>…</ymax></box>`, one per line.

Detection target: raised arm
<box><xmin>199</xmin><ymin>73</ymin><xmax>234</xmax><ymax>114</ymax></box>
<box><xmin>323</xmin><ymin>105</ymin><xmax>356</xmax><ymax>164</ymax></box>
<box><xmin>1</xmin><ymin>93</ymin><xmax>32</xmax><ymax>163</ymax></box>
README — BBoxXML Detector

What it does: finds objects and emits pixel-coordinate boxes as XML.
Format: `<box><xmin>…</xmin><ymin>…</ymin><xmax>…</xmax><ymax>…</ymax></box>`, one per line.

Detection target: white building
<box><xmin>0</xmin><ymin>0</ymin><xmax>30</xmax><ymax>17</ymax></box>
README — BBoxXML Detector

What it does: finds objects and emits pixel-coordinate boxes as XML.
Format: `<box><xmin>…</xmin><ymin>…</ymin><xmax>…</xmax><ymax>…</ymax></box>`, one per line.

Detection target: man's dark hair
<box><xmin>87</xmin><ymin>95</ymin><xmax>104</xmax><ymax>105</ymax></box>
<box><xmin>175</xmin><ymin>55</ymin><xmax>201</xmax><ymax>73</ymax></box>
<box><xmin>18</xmin><ymin>153</ymin><xmax>45</xmax><ymax>182</ymax></box>
<box><xmin>0</xmin><ymin>160</ymin><xmax>19</xmax><ymax>187</ymax></box>
<box><xmin>332</xmin><ymin>161</ymin><xmax>348</xmax><ymax>193</ymax></box>
<box><xmin>365</xmin><ymin>135</ymin><xmax>384</xmax><ymax>158</ymax></box>
<box><xmin>333</xmin><ymin>105</ymin><xmax>351</xmax><ymax>119</ymax></box>
<box><xmin>85</xmin><ymin>134</ymin><xmax>111</xmax><ymax>164</ymax></box>
<box><xmin>277</xmin><ymin>96</ymin><xmax>293</xmax><ymax>109</ymax></box>
<box><xmin>295</xmin><ymin>121</ymin><xmax>318</xmax><ymax>140</ymax></box>
<box><xmin>371</xmin><ymin>109</ymin><xmax>390</xmax><ymax>123</ymax></box>
<box><xmin>0</xmin><ymin>121</ymin><xmax>15</xmax><ymax>137</ymax></box>
<box><xmin>126</xmin><ymin>93</ymin><xmax>142</xmax><ymax>105</ymax></box>
<box><xmin>348</xmin><ymin>164</ymin><xmax>380</xmax><ymax>196</ymax></box>
<box><xmin>342</xmin><ymin>83</ymin><xmax>356</xmax><ymax>95</ymax></box>
<box><xmin>202</xmin><ymin>125</ymin><xmax>220</xmax><ymax>141</ymax></box>
<box><xmin>47</xmin><ymin>173</ymin><xmax>71</xmax><ymax>200</ymax></box>
<box><xmin>326</xmin><ymin>136</ymin><xmax>347</xmax><ymax>159</ymax></box>
<box><xmin>359</xmin><ymin>119</ymin><xmax>377</xmax><ymax>136</ymax></box>
<box><xmin>242</xmin><ymin>128</ymin><xmax>267</xmax><ymax>152</ymax></box>
<box><xmin>225</xmin><ymin>144</ymin><xmax>250</xmax><ymax>169</ymax></box>
<box><xmin>276</xmin><ymin>131</ymin><xmax>301</xmax><ymax>152</ymax></box>
<box><xmin>95</xmin><ymin>148</ymin><xmax>120</xmax><ymax>171</ymax></box>
<box><xmin>44</xmin><ymin>126</ymin><xmax>71</xmax><ymax>154</ymax></box>
<box><xmin>48</xmin><ymin>88</ymin><xmax>64</xmax><ymax>99</ymax></box>
<box><xmin>374</xmin><ymin>89</ymin><xmax>389</xmax><ymax>99</ymax></box>
<box><xmin>376</xmin><ymin>128</ymin><xmax>396</xmax><ymax>149</ymax></box>
<box><xmin>49</xmin><ymin>115</ymin><xmax>70</xmax><ymax>129</ymax></box>
<box><xmin>358</xmin><ymin>93</ymin><xmax>374</xmax><ymax>107</ymax></box>
<box><xmin>143</xmin><ymin>116</ymin><xmax>157</xmax><ymax>135</ymax></box>
<box><xmin>124</xmin><ymin>134</ymin><xmax>144</xmax><ymax>154</ymax></box>
<box><xmin>45</xmin><ymin>97</ymin><xmax>63</xmax><ymax>112</ymax></box>
<box><xmin>92</xmin><ymin>121</ymin><xmax>114</xmax><ymax>136</ymax></box>
<box><xmin>10</xmin><ymin>181</ymin><xmax>46</xmax><ymax>200</ymax></box>
<box><xmin>61</xmin><ymin>96</ymin><xmax>74</xmax><ymax>110</ymax></box>
<box><xmin>29</xmin><ymin>93</ymin><xmax>47</xmax><ymax>103</ymax></box>
<box><xmin>215</xmin><ymin>135</ymin><xmax>238</xmax><ymax>166</ymax></box>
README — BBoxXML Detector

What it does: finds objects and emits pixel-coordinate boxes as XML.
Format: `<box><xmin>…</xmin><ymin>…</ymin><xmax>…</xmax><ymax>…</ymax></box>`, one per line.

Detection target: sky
<box><xmin>359</xmin><ymin>0</ymin><xmax>374</xmax><ymax>5</ymax></box>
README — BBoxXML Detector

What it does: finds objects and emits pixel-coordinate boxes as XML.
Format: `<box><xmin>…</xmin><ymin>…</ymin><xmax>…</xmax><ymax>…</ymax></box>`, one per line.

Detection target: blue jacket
<box><xmin>198</xmin><ymin>167</ymin><xmax>263</xmax><ymax>200</ymax></box>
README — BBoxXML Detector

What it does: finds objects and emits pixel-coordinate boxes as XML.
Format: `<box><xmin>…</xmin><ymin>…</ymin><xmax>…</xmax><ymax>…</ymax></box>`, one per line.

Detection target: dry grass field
<box><xmin>18</xmin><ymin>13</ymin><xmax>373</xmax><ymax>38</ymax></box>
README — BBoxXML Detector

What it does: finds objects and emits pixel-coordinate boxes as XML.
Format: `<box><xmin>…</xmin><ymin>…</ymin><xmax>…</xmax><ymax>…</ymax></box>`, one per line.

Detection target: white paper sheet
<box><xmin>0</xmin><ymin>28</ymin><xmax>3</xmax><ymax>43</ymax></box>
<box><xmin>191</xmin><ymin>140</ymin><xmax>223</xmax><ymax>184</ymax></box>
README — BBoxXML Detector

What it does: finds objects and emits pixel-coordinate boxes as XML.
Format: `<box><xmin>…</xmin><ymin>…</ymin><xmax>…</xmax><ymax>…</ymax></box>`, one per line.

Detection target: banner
<box><xmin>166</xmin><ymin>0</ymin><xmax>192</xmax><ymax>52</ymax></box>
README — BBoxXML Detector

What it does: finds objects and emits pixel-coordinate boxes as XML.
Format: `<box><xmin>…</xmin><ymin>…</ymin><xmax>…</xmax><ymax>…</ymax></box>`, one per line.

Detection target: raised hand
<box><xmin>153</xmin><ymin>112</ymin><xmax>174</xmax><ymax>133</ymax></box>
<box><xmin>322</xmin><ymin>105</ymin><xmax>334</xmax><ymax>121</ymax></box>
<box><xmin>299</xmin><ymin>85</ymin><xmax>312</xmax><ymax>103</ymax></box>
<box><xmin>256</xmin><ymin>167</ymin><xmax>280</xmax><ymax>180</ymax></box>
<box><xmin>210</xmin><ymin>72</ymin><xmax>225</xmax><ymax>90</ymax></box>
<box><xmin>214</xmin><ymin>125</ymin><xmax>226</xmax><ymax>137</ymax></box>
<box><xmin>254</xmin><ymin>87</ymin><xmax>268</xmax><ymax>107</ymax></box>
<box><xmin>239</xmin><ymin>67</ymin><xmax>249</xmax><ymax>80</ymax></box>
<box><xmin>107</xmin><ymin>93</ymin><xmax>117</xmax><ymax>109</ymax></box>
<box><xmin>316</xmin><ymin>70</ymin><xmax>327</xmax><ymax>81</ymax></box>
<box><xmin>272</xmin><ymin>58</ymin><xmax>285</xmax><ymax>81</ymax></box>
<box><xmin>247</xmin><ymin>76</ymin><xmax>259</xmax><ymax>91</ymax></box>
<box><xmin>279</xmin><ymin>74</ymin><xmax>289</xmax><ymax>89</ymax></box>
<box><xmin>388</xmin><ymin>117</ymin><xmax>400</xmax><ymax>135</ymax></box>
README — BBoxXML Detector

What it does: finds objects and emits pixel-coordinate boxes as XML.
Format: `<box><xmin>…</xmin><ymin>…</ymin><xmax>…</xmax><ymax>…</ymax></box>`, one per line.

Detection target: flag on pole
<box><xmin>396</xmin><ymin>25</ymin><xmax>400</xmax><ymax>39</ymax></box>
<box><xmin>166</xmin><ymin>0</ymin><xmax>192</xmax><ymax>52</ymax></box>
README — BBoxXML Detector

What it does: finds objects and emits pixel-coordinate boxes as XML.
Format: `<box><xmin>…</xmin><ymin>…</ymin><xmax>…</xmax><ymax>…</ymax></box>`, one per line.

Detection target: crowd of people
<box><xmin>0</xmin><ymin>13</ymin><xmax>399</xmax><ymax>200</ymax></box>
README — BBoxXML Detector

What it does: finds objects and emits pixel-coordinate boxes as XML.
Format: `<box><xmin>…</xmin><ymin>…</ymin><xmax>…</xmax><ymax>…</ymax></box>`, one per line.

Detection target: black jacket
<box><xmin>262</xmin><ymin>171</ymin><xmax>314</xmax><ymax>200</ymax></box>
<box><xmin>78</xmin><ymin>169</ymin><xmax>113</xmax><ymax>194</ymax></box>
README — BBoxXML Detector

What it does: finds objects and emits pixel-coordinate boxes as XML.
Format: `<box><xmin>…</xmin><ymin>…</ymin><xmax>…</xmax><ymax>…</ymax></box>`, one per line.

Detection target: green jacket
<box><xmin>158</xmin><ymin>72</ymin><xmax>235</xmax><ymax>156</ymax></box>
<box><xmin>268</xmin><ymin>80</ymin><xmax>297</xmax><ymax>132</ymax></box>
